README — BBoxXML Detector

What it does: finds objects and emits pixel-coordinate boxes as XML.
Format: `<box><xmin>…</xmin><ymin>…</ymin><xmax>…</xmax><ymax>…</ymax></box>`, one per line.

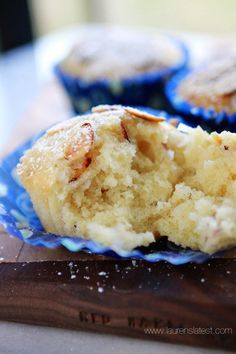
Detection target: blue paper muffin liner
<box><xmin>0</xmin><ymin>109</ymin><xmax>234</xmax><ymax>264</ymax></box>
<box><xmin>54</xmin><ymin>37</ymin><xmax>189</xmax><ymax>114</ymax></box>
<box><xmin>165</xmin><ymin>69</ymin><xmax>236</xmax><ymax>132</ymax></box>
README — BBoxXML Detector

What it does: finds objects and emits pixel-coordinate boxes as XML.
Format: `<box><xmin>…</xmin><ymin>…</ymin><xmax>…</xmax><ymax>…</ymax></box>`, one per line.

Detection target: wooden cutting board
<box><xmin>0</xmin><ymin>82</ymin><xmax>236</xmax><ymax>351</ymax></box>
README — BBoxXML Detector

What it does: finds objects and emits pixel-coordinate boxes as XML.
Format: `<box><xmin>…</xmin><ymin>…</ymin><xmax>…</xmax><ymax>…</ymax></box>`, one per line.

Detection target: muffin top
<box><xmin>59</xmin><ymin>27</ymin><xmax>184</xmax><ymax>81</ymax></box>
<box><xmin>178</xmin><ymin>55</ymin><xmax>236</xmax><ymax>115</ymax></box>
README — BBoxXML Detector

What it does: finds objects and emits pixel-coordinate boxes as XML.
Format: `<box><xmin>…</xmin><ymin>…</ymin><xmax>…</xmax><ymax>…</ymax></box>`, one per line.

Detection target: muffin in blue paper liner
<box><xmin>165</xmin><ymin>56</ymin><xmax>236</xmax><ymax>132</ymax></box>
<box><xmin>55</xmin><ymin>28</ymin><xmax>189</xmax><ymax>114</ymax></box>
<box><xmin>0</xmin><ymin>109</ymin><xmax>234</xmax><ymax>265</ymax></box>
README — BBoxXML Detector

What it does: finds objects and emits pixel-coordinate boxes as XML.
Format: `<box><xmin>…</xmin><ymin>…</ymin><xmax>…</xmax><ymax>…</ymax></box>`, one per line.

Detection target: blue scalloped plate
<box><xmin>0</xmin><ymin>110</ymin><xmax>234</xmax><ymax>264</ymax></box>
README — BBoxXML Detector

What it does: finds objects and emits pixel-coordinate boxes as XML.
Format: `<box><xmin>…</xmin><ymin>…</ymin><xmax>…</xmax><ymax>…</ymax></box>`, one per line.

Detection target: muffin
<box><xmin>55</xmin><ymin>26</ymin><xmax>188</xmax><ymax>113</ymax></box>
<box><xmin>166</xmin><ymin>55</ymin><xmax>236</xmax><ymax>131</ymax></box>
<box><xmin>17</xmin><ymin>105</ymin><xmax>236</xmax><ymax>254</ymax></box>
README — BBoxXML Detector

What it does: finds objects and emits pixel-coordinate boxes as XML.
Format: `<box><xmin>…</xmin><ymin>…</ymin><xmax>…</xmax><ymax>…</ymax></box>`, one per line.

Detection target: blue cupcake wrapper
<box><xmin>165</xmin><ymin>69</ymin><xmax>236</xmax><ymax>131</ymax></box>
<box><xmin>0</xmin><ymin>109</ymin><xmax>234</xmax><ymax>264</ymax></box>
<box><xmin>54</xmin><ymin>37</ymin><xmax>189</xmax><ymax>114</ymax></box>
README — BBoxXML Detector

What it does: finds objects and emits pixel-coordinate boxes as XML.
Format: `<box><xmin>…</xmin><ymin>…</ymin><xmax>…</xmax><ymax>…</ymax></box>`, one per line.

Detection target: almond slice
<box><xmin>124</xmin><ymin>107</ymin><xmax>166</xmax><ymax>123</ymax></box>
<box><xmin>64</xmin><ymin>122</ymin><xmax>94</xmax><ymax>182</ymax></box>
<box><xmin>92</xmin><ymin>105</ymin><xmax>122</xmax><ymax>113</ymax></box>
<box><xmin>92</xmin><ymin>105</ymin><xmax>166</xmax><ymax>123</ymax></box>
<box><xmin>69</xmin><ymin>157</ymin><xmax>92</xmax><ymax>182</ymax></box>
<box><xmin>120</xmin><ymin>121</ymin><xmax>130</xmax><ymax>142</ymax></box>
<box><xmin>64</xmin><ymin>123</ymin><xmax>94</xmax><ymax>161</ymax></box>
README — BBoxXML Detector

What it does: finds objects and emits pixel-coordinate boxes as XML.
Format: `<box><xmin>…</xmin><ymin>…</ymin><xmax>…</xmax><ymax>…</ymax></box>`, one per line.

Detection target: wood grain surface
<box><xmin>0</xmin><ymin>81</ymin><xmax>236</xmax><ymax>351</ymax></box>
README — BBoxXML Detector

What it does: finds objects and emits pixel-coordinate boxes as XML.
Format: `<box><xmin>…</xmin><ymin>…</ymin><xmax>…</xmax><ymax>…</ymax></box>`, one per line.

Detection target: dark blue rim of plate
<box><xmin>0</xmin><ymin>108</ymin><xmax>233</xmax><ymax>264</ymax></box>
<box><xmin>54</xmin><ymin>36</ymin><xmax>189</xmax><ymax>94</ymax></box>
<box><xmin>165</xmin><ymin>69</ymin><xmax>236</xmax><ymax>127</ymax></box>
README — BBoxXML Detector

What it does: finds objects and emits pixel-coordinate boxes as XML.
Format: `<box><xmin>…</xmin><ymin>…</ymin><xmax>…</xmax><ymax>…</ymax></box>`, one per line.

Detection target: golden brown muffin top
<box><xmin>60</xmin><ymin>28</ymin><xmax>183</xmax><ymax>81</ymax></box>
<box><xmin>178</xmin><ymin>55</ymin><xmax>236</xmax><ymax>114</ymax></box>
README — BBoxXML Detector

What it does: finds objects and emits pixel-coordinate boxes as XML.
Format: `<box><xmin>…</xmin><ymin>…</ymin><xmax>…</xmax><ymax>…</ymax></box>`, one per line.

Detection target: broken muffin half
<box><xmin>17</xmin><ymin>105</ymin><xmax>236</xmax><ymax>254</ymax></box>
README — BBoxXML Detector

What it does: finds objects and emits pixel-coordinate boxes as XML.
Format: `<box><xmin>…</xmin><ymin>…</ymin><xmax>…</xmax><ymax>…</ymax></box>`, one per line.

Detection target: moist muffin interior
<box><xmin>17</xmin><ymin>106</ymin><xmax>236</xmax><ymax>254</ymax></box>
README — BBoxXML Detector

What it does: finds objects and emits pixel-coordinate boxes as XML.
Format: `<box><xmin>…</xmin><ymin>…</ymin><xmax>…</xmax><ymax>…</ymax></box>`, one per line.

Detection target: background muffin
<box><xmin>166</xmin><ymin>55</ymin><xmax>236</xmax><ymax>131</ymax></box>
<box><xmin>55</xmin><ymin>26</ymin><xmax>188</xmax><ymax>113</ymax></box>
